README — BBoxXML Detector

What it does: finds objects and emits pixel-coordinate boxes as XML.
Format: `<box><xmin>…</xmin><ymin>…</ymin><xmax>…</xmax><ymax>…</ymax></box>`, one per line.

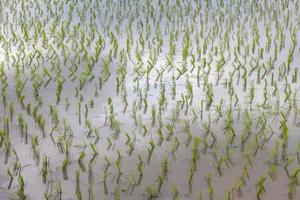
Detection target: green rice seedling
<box><xmin>184</xmin><ymin>95</ymin><xmax>190</xmax><ymax>115</ymax></box>
<box><xmin>157</xmin><ymin>127</ymin><xmax>164</xmax><ymax>146</ymax></box>
<box><xmin>270</xmin><ymin>140</ymin><xmax>280</xmax><ymax>164</ymax></box>
<box><xmin>94</xmin><ymin>84</ymin><xmax>99</xmax><ymax>97</ymax></box>
<box><xmin>55</xmin><ymin>180</ymin><xmax>62</xmax><ymax>200</ymax></box>
<box><xmin>248</xmin><ymin>83</ymin><xmax>255</xmax><ymax>109</ymax></box>
<box><xmin>128</xmin><ymin>141</ymin><xmax>135</xmax><ymax>156</ymax></box>
<box><xmin>186</xmin><ymin>77</ymin><xmax>193</xmax><ymax>104</ymax></box>
<box><xmin>198</xmin><ymin>191</ymin><xmax>204</xmax><ymax>200</ymax></box>
<box><xmin>288</xmin><ymin>181</ymin><xmax>297</xmax><ymax>200</ymax></box>
<box><xmin>151</xmin><ymin>106</ymin><xmax>156</xmax><ymax>127</ymax></box>
<box><xmin>284</xmin><ymin>83</ymin><xmax>292</xmax><ymax>103</ymax></box>
<box><xmin>160</xmin><ymin>157</ymin><xmax>169</xmax><ymax>180</ymax></box>
<box><xmin>253</xmin><ymin>134</ymin><xmax>261</xmax><ymax>157</ymax></box>
<box><xmin>143</xmin><ymin>98</ymin><xmax>148</xmax><ymax>114</ymax></box>
<box><xmin>9</xmin><ymin>102</ymin><xmax>14</xmax><ymax>121</ymax></box>
<box><xmin>131</xmin><ymin>101</ymin><xmax>138</xmax><ymax>126</ymax></box>
<box><xmin>111</xmin><ymin>117</ymin><xmax>121</xmax><ymax>137</ymax></box>
<box><xmin>89</xmin><ymin>143</ymin><xmax>98</xmax><ymax>165</ymax></box>
<box><xmin>191</xmin><ymin>137</ymin><xmax>200</xmax><ymax>171</ymax></box>
<box><xmin>106</xmin><ymin>137</ymin><xmax>112</xmax><ymax>150</ymax></box>
<box><xmin>103</xmin><ymin>155</ymin><xmax>111</xmax><ymax>173</ymax></box>
<box><xmin>205</xmin><ymin>83</ymin><xmax>214</xmax><ymax>110</ymax></box>
<box><xmin>120</xmin><ymin>89</ymin><xmax>128</xmax><ymax>109</ymax></box>
<box><xmin>201</xmin><ymin>134</ymin><xmax>209</xmax><ymax>153</ymax></box>
<box><xmin>145</xmin><ymin>185</ymin><xmax>157</xmax><ymax>200</ymax></box>
<box><xmin>216</xmin><ymin>157</ymin><xmax>224</xmax><ymax>177</ymax></box>
<box><xmin>297</xmin><ymin>140</ymin><xmax>300</xmax><ymax>166</ymax></box>
<box><xmin>137</xmin><ymin>154</ymin><xmax>143</xmax><ymax>185</ymax></box>
<box><xmin>281</xmin><ymin>117</ymin><xmax>289</xmax><ymax>160</ymax></box>
<box><xmin>75</xmin><ymin>87</ymin><xmax>79</xmax><ymax>98</ymax></box>
<box><xmin>289</xmin><ymin>169</ymin><xmax>300</xmax><ymax>189</ymax></box>
<box><xmin>124</xmin><ymin>172</ymin><xmax>136</xmax><ymax>193</ymax></box>
<box><xmin>171</xmin><ymin>76</ymin><xmax>176</xmax><ymax>100</ymax></box>
<box><xmin>268</xmin><ymin>162</ymin><xmax>277</xmax><ymax>181</ymax></box>
<box><xmin>206</xmin><ymin>171</ymin><xmax>212</xmax><ymax>189</ymax></box>
<box><xmin>242</xmin><ymin>69</ymin><xmax>247</xmax><ymax>92</ymax></box>
<box><xmin>157</xmin><ymin>175</ymin><xmax>164</xmax><ymax>193</ymax></box>
<box><xmin>208</xmin><ymin>184</ymin><xmax>215</xmax><ymax>200</ymax></box>
<box><xmin>37</xmin><ymin>114</ymin><xmax>46</xmax><ymax>137</ymax></box>
<box><xmin>284</xmin><ymin>158</ymin><xmax>293</xmax><ymax>177</ymax></box>
<box><xmin>234</xmin><ymin>179</ymin><xmax>244</xmax><ymax>198</ymax></box>
<box><xmin>215</xmin><ymin>99</ymin><xmax>224</xmax><ymax>121</ymax></box>
<box><xmin>116</xmin><ymin>77</ymin><xmax>120</xmax><ymax>95</ymax></box>
<box><xmin>114</xmin><ymin>185</ymin><xmax>121</xmax><ymax>200</ymax></box>
<box><xmin>78</xmin><ymin>150</ymin><xmax>87</xmax><ymax>172</ymax></box>
<box><xmin>76</xmin><ymin>170</ymin><xmax>82</xmax><ymax>200</ymax></box>
<box><xmin>31</xmin><ymin>136</ymin><xmax>40</xmax><ymax>164</ymax></box>
<box><xmin>292</xmin><ymin>68</ymin><xmax>298</xmax><ymax>83</ymax></box>
<box><xmin>166</xmin><ymin>123</ymin><xmax>174</xmax><ymax>141</ymax></box>
<box><xmin>26</xmin><ymin>103</ymin><xmax>31</xmax><ymax>115</ymax></box>
<box><xmin>103</xmin><ymin>172</ymin><xmax>109</xmax><ymax>195</ymax></box>
<box><xmin>158</xmin><ymin>84</ymin><xmax>166</xmax><ymax>111</ymax></box>
<box><xmin>255</xmin><ymin>176</ymin><xmax>266</xmax><ymax>200</ymax></box>
<box><xmin>171</xmin><ymin>184</ymin><xmax>179</xmax><ymax>200</ymax></box>
<box><xmin>125</xmin><ymin>132</ymin><xmax>131</xmax><ymax>145</ymax></box>
<box><xmin>56</xmin><ymin>78</ymin><xmax>64</xmax><ymax>104</ymax></box>
<box><xmin>86</xmin><ymin>119</ymin><xmax>93</xmax><ymax>138</ymax></box>
<box><xmin>24</xmin><ymin>124</ymin><xmax>28</xmax><ymax>144</ymax></box>
<box><xmin>183</xmin><ymin>120</ymin><xmax>192</xmax><ymax>147</ymax></box>
<box><xmin>200</xmin><ymin>100</ymin><xmax>204</xmax><ymax>120</ymax></box>
<box><xmin>17</xmin><ymin>175</ymin><xmax>27</xmax><ymax>200</ymax></box>
<box><xmin>188</xmin><ymin>166</ymin><xmax>194</xmax><ymax>193</ymax></box>
<box><xmin>224</xmin><ymin>147</ymin><xmax>234</xmax><ymax>167</ymax></box>
<box><xmin>93</xmin><ymin>128</ymin><xmax>99</xmax><ymax>144</ymax></box>
<box><xmin>90</xmin><ymin>143</ymin><xmax>98</xmax><ymax>156</ymax></box>
<box><xmin>7</xmin><ymin>168</ymin><xmax>13</xmax><ymax>189</ymax></box>
<box><xmin>223</xmin><ymin>190</ymin><xmax>233</xmax><ymax>200</ymax></box>
<box><xmin>170</xmin><ymin>136</ymin><xmax>180</xmax><ymax>160</ymax></box>
<box><xmin>84</xmin><ymin>104</ymin><xmax>89</xmax><ymax>121</ymax></box>
<box><xmin>147</xmin><ymin>139</ymin><xmax>155</xmax><ymax>164</ymax></box>
<box><xmin>78</xmin><ymin>101</ymin><xmax>82</xmax><ymax>124</ymax></box>
<box><xmin>115</xmin><ymin>150</ymin><xmax>123</xmax><ymax>183</ymax></box>
<box><xmin>142</xmin><ymin>124</ymin><xmax>147</xmax><ymax>137</ymax></box>
<box><xmin>181</xmin><ymin>93</ymin><xmax>185</xmax><ymax>110</ymax></box>
<box><xmin>50</xmin><ymin>105</ymin><xmax>59</xmax><ymax>128</ymax></box>
<box><xmin>62</xmin><ymin>157</ymin><xmax>69</xmax><ymax>180</ymax></box>
<box><xmin>44</xmin><ymin>191</ymin><xmax>50</xmax><ymax>200</ymax></box>
<box><xmin>41</xmin><ymin>156</ymin><xmax>49</xmax><ymax>184</ymax></box>
<box><xmin>18</xmin><ymin>115</ymin><xmax>24</xmax><ymax>137</ymax></box>
<box><xmin>57</xmin><ymin>135</ymin><xmax>65</xmax><ymax>153</ymax></box>
<box><xmin>1</xmin><ymin>85</ymin><xmax>7</xmax><ymax>109</ymax></box>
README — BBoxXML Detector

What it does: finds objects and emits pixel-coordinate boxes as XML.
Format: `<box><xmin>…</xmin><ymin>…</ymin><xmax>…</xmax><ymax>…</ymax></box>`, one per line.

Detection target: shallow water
<box><xmin>0</xmin><ymin>0</ymin><xmax>300</xmax><ymax>200</ymax></box>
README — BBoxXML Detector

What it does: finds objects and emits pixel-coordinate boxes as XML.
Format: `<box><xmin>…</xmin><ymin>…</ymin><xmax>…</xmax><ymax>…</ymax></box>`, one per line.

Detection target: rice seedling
<box><xmin>188</xmin><ymin>166</ymin><xmax>194</xmax><ymax>193</ymax></box>
<box><xmin>255</xmin><ymin>176</ymin><xmax>266</xmax><ymax>200</ymax></box>
<box><xmin>78</xmin><ymin>150</ymin><xmax>87</xmax><ymax>172</ymax></box>
<box><xmin>147</xmin><ymin>139</ymin><xmax>155</xmax><ymax>164</ymax></box>
<box><xmin>103</xmin><ymin>155</ymin><xmax>111</xmax><ymax>173</ymax></box>
<box><xmin>268</xmin><ymin>162</ymin><xmax>278</xmax><ymax>181</ymax></box>
<box><xmin>145</xmin><ymin>185</ymin><xmax>157</xmax><ymax>200</ymax></box>
<box><xmin>103</xmin><ymin>172</ymin><xmax>109</xmax><ymax>196</ymax></box>
<box><xmin>17</xmin><ymin>175</ymin><xmax>27</xmax><ymax>200</ymax></box>
<box><xmin>41</xmin><ymin>155</ymin><xmax>49</xmax><ymax>184</ymax></box>
<box><xmin>75</xmin><ymin>170</ymin><xmax>83</xmax><ymax>200</ymax></box>
<box><xmin>62</xmin><ymin>157</ymin><xmax>69</xmax><ymax>180</ymax></box>
<box><xmin>31</xmin><ymin>136</ymin><xmax>40</xmax><ymax>164</ymax></box>
<box><xmin>171</xmin><ymin>184</ymin><xmax>179</xmax><ymax>200</ymax></box>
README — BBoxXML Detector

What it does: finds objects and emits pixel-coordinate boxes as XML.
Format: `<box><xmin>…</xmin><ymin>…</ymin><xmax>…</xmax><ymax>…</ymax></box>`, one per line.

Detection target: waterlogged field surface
<box><xmin>0</xmin><ymin>0</ymin><xmax>300</xmax><ymax>199</ymax></box>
